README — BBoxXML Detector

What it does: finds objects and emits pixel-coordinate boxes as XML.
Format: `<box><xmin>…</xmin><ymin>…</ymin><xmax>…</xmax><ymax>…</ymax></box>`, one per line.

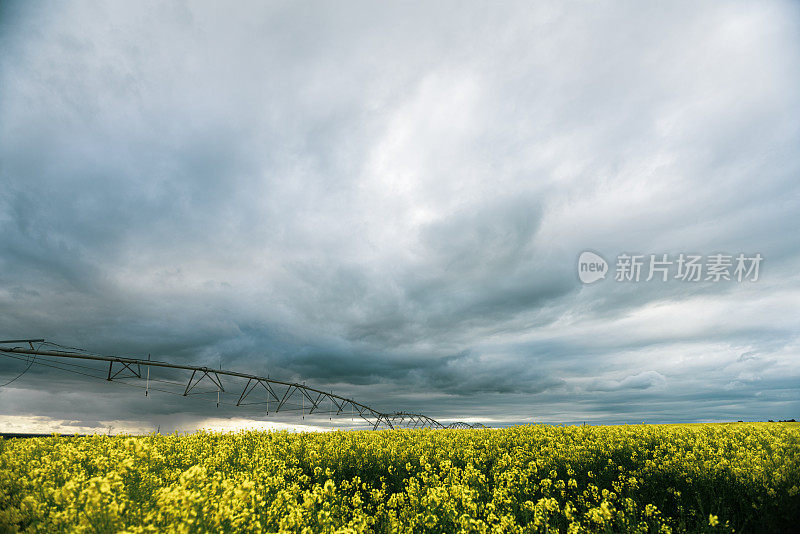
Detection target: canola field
<box><xmin>0</xmin><ymin>423</ymin><xmax>798</xmax><ymax>533</ymax></box>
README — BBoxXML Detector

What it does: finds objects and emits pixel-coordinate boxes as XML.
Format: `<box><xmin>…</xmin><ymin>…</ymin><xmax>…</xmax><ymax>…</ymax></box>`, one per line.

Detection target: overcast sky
<box><xmin>1</xmin><ymin>1</ymin><xmax>799</xmax><ymax>433</ymax></box>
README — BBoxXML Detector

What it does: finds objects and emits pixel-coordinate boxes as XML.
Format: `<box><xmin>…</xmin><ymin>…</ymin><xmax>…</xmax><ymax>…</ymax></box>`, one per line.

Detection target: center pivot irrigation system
<box><xmin>0</xmin><ymin>339</ymin><xmax>485</xmax><ymax>430</ymax></box>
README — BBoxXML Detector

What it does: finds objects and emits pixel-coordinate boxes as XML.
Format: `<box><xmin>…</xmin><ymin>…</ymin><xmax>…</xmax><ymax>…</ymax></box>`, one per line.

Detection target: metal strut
<box><xmin>183</xmin><ymin>368</ymin><xmax>224</xmax><ymax>396</ymax></box>
<box><xmin>107</xmin><ymin>360</ymin><xmax>142</xmax><ymax>381</ymax></box>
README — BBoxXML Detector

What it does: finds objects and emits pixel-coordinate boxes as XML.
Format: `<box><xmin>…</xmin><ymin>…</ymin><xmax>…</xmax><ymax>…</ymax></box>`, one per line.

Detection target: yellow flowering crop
<box><xmin>1</xmin><ymin>422</ymin><xmax>798</xmax><ymax>533</ymax></box>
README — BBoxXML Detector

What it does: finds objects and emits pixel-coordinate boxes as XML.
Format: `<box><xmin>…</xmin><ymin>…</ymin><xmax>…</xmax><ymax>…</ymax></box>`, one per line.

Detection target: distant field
<box><xmin>1</xmin><ymin>423</ymin><xmax>798</xmax><ymax>533</ymax></box>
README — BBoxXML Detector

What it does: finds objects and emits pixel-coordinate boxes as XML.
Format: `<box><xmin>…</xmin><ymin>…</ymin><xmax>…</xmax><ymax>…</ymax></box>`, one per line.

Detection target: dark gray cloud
<box><xmin>1</xmin><ymin>0</ymin><xmax>799</xmax><ymax>432</ymax></box>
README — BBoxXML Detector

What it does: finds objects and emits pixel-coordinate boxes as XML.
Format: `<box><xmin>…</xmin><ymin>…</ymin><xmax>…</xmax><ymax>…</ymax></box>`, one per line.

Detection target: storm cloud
<box><xmin>1</xmin><ymin>1</ymin><xmax>799</xmax><ymax>431</ymax></box>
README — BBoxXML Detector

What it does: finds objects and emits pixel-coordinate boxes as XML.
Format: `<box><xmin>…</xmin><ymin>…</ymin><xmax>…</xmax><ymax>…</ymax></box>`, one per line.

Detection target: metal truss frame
<box><xmin>0</xmin><ymin>340</ymin><xmax>485</xmax><ymax>430</ymax></box>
